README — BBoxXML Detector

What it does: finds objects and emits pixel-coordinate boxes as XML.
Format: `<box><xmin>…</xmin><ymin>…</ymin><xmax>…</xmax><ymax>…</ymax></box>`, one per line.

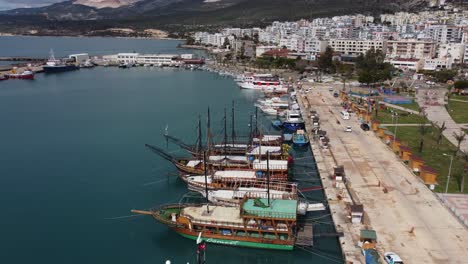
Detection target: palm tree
<box><xmin>435</xmin><ymin>121</ymin><xmax>447</xmax><ymax>145</ymax></box>
<box><xmin>461</xmin><ymin>151</ymin><xmax>468</xmax><ymax>193</ymax></box>
<box><xmin>454</xmin><ymin>130</ymin><xmax>466</xmax><ymax>155</ymax></box>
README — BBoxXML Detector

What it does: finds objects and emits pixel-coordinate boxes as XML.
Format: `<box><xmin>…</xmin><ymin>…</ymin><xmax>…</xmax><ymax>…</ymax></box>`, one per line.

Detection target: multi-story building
<box><xmin>424</xmin><ymin>25</ymin><xmax>464</xmax><ymax>43</ymax></box>
<box><xmin>423</xmin><ymin>57</ymin><xmax>453</xmax><ymax>70</ymax></box>
<box><xmin>328</xmin><ymin>39</ymin><xmax>385</xmax><ymax>56</ymax></box>
<box><xmin>385</xmin><ymin>39</ymin><xmax>436</xmax><ymax>59</ymax></box>
<box><xmin>304</xmin><ymin>39</ymin><xmax>328</xmax><ymax>54</ymax></box>
<box><xmin>437</xmin><ymin>43</ymin><xmax>465</xmax><ymax>64</ymax></box>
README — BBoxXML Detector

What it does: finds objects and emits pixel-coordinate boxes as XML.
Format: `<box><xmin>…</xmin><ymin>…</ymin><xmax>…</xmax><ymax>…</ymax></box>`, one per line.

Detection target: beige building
<box><xmin>328</xmin><ymin>39</ymin><xmax>384</xmax><ymax>56</ymax></box>
<box><xmin>385</xmin><ymin>40</ymin><xmax>436</xmax><ymax>59</ymax></box>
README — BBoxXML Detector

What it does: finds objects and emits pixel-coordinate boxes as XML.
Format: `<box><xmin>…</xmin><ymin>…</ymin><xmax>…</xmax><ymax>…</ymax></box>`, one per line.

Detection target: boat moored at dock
<box><xmin>282</xmin><ymin>110</ymin><xmax>305</xmax><ymax>132</ymax></box>
<box><xmin>7</xmin><ymin>70</ymin><xmax>34</xmax><ymax>80</ymax></box>
<box><xmin>43</xmin><ymin>50</ymin><xmax>79</xmax><ymax>73</ymax></box>
<box><xmin>132</xmin><ymin>197</ymin><xmax>300</xmax><ymax>250</ymax></box>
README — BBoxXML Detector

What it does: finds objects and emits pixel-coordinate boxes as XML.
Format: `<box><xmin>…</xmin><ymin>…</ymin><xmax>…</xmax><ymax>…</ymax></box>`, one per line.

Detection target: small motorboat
<box><xmin>271</xmin><ymin>119</ymin><xmax>283</xmax><ymax>129</ymax></box>
<box><xmin>7</xmin><ymin>70</ymin><xmax>34</xmax><ymax>80</ymax></box>
<box><xmin>292</xmin><ymin>130</ymin><xmax>309</xmax><ymax>147</ymax></box>
<box><xmin>260</xmin><ymin>106</ymin><xmax>278</xmax><ymax>116</ymax></box>
<box><xmin>283</xmin><ymin>133</ymin><xmax>293</xmax><ymax>142</ymax></box>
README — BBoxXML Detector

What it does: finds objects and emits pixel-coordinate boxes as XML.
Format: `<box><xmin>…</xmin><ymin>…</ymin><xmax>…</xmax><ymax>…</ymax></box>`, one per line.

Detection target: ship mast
<box><xmin>254</xmin><ymin>106</ymin><xmax>259</xmax><ymax>137</ymax></box>
<box><xmin>203</xmin><ymin>151</ymin><xmax>210</xmax><ymax>213</ymax></box>
<box><xmin>206</xmin><ymin>107</ymin><xmax>211</xmax><ymax>156</ymax></box>
<box><xmin>224</xmin><ymin>108</ymin><xmax>228</xmax><ymax>159</ymax></box>
<box><xmin>231</xmin><ymin>100</ymin><xmax>236</xmax><ymax>146</ymax></box>
<box><xmin>267</xmin><ymin>150</ymin><xmax>270</xmax><ymax>207</ymax></box>
<box><xmin>197</xmin><ymin>115</ymin><xmax>203</xmax><ymax>158</ymax></box>
<box><xmin>249</xmin><ymin>114</ymin><xmax>253</xmax><ymax>147</ymax></box>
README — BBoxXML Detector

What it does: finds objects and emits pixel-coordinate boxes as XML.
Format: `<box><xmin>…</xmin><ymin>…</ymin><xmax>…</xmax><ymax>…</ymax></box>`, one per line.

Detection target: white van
<box><xmin>340</xmin><ymin>111</ymin><xmax>350</xmax><ymax>120</ymax></box>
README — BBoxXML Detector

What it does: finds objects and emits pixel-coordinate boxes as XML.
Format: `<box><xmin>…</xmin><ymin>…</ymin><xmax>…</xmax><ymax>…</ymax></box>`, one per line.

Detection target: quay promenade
<box><xmin>296</xmin><ymin>83</ymin><xmax>468</xmax><ymax>264</ymax></box>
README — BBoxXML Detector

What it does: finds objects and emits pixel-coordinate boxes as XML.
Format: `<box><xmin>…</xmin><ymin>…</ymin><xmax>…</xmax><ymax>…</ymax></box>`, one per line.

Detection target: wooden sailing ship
<box><xmin>132</xmin><ymin>196</ymin><xmax>299</xmax><ymax>250</ymax></box>
<box><xmin>145</xmin><ymin>144</ymin><xmax>293</xmax><ymax>176</ymax></box>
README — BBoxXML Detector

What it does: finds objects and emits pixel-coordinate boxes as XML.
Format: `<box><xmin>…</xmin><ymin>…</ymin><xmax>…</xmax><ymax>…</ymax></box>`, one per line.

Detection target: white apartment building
<box><xmin>387</xmin><ymin>58</ymin><xmax>423</xmax><ymax>71</ymax></box>
<box><xmin>328</xmin><ymin>39</ymin><xmax>384</xmax><ymax>56</ymax></box>
<box><xmin>136</xmin><ymin>54</ymin><xmax>178</xmax><ymax>66</ymax></box>
<box><xmin>116</xmin><ymin>53</ymin><xmax>139</xmax><ymax>63</ymax></box>
<box><xmin>437</xmin><ymin>43</ymin><xmax>465</xmax><ymax>64</ymax></box>
<box><xmin>385</xmin><ymin>40</ymin><xmax>436</xmax><ymax>59</ymax></box>
<box><xmin>304</xmin><ymin>39</ymin><xmax>328</xmax><ymax>54</ymax></box>
<box><xmin>279</xmin><ymin>35</ymin><xmax>305</xmax><ymax>52</ymax></box>
<box><xmin>424</xmin><ymin>25</ymin><xmax>464</xmax><ymax>43</ymax></box>
<box><xmin>423</xmin><ymin>57</ymin><xmax>453</xmax><ymax>70</ymax></box>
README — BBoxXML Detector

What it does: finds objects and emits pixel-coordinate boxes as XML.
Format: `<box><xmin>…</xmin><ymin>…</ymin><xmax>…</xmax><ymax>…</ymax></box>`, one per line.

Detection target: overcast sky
<box><xmin>0</xmin><ymin>0</ymin><xmax>64</xmax><ymax>10</ymax></box>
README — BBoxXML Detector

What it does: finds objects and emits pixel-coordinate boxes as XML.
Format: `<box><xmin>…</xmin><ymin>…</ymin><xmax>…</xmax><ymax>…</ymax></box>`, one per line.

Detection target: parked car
<box><xmin>360</xmin><ymin>123</ymin><xmax>370</xmax><ymax>131</ymax></box>
<box><xmin>344</xmin><ymin>126</ymin><xmax>352</xmax><ymax>132</ymax></box>
<box><xmin>333</xmin><ymin>92</ymin><xmax>339</xmax><ymax>97</ymax></box>
<box><xmin>384</xmin><ymin>252</ymin><xmax>404</xmax><ymax>264</ymax></box>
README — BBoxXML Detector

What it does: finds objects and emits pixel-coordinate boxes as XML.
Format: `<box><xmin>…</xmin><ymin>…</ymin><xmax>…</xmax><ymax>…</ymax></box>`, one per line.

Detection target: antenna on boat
<box><xmin>231</xmin><ymin>100</ymin><xmax>236</xmax><ymax>147</ymax></box>
<box><xmin>224</xmin><ymin>107</ymin><xmax>228</xmax><ymax>159</ymax></box>
<box><xmin>206</xmin><ymin>107</ymin><xmax>211</xmax><ymax>156</ymax></box>
<box><xmin>203</xmin><ymin>151</ymin><xmax>210</xmax><ymax>214</ymax></box>
<box><xmin>196</xmin><ymin>232</ymin><xmax>206</xmax><ymax>264</ymax></box>
<box><xmin>267</xmin><ymin>150</ymin><xmax>270</xmax><ymax>207</ymax></box>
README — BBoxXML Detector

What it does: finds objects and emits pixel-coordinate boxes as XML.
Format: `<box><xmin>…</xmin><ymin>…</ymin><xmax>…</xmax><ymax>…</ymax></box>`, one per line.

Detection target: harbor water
<box><xmin>0</xmin><ymin>36</ymin><xmax>342</xmax><ymax>263</ymax></box>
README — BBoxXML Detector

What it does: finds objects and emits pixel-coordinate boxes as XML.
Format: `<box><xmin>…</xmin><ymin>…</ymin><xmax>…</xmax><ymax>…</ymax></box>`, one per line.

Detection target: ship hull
<box><xmin>43</xmin><ymin>65</ymin><xmax>79</xmax><ymax>73</ymax></box>
<box><xmin>175</xmin><ymin>228</ymin><xmax>294</xmax><ymax>250</ymax></box>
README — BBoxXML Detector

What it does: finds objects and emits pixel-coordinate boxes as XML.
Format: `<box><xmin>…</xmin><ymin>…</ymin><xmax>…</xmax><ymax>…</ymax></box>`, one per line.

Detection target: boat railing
<box><xmin>242</xmin><ymin>209</ymin><xmax>297</xmax><ymax>220</ymax></box>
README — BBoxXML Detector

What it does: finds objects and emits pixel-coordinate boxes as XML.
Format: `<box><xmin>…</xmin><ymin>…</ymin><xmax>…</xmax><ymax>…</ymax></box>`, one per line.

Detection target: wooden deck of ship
<box><xmin>295</xmin><ymin>223</ymin><xmax>314</xmax><ymax>247</ymax></box>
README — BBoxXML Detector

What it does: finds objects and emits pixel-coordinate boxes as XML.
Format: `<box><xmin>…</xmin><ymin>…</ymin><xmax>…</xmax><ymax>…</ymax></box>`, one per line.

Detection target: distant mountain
<box><xmin>73</xmin><ymin>0</ymin><xmax>142</xmax><ymax>9</ymax></box>
<box><xmin>0</xmin><ymin>0</ymin><xmax>430</xmax><ymax>34</ymax></box>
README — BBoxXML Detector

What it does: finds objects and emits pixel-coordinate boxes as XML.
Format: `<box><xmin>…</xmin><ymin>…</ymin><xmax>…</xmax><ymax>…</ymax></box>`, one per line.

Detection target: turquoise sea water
<box><xmin>0</xmin><ymin>37</ymin><xmax>342</xmax><ymax>263</ymax></box>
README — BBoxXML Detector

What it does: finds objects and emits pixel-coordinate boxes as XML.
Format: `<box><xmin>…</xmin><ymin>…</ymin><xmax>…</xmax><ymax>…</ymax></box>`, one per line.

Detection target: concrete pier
<box><xmin>296</xmin><ymin>83</ymin><xmax>468</xmax><ymax>264</ymax></box>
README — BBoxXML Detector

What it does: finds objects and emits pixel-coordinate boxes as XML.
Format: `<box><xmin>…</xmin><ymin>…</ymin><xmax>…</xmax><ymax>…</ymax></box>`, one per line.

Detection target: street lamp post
<box><xmin>443</xmin><ymin>153</ymin><xmax>454</xmax><ymax>200</ymax></box>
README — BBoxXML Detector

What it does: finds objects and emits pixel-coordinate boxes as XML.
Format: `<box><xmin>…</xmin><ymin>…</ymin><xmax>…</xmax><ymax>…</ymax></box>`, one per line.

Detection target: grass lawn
<box><xmin>395</xmin><ymin>126</ymin><xmax>468</xmax><ymax>194</ymax></box>
<box><xmin>373</xmin><ymin>107</ymin><xmax>426</xmax><ymax>124</ymax></box>
<box><xmin>448</xmin><ymin>98</ymin><xmax>468</xmax><ymax>123</ymax></box>
<box><xmin>393</xmin><ymin>100</ymin><xmax>420</xmax><ymax>112</ymax></box>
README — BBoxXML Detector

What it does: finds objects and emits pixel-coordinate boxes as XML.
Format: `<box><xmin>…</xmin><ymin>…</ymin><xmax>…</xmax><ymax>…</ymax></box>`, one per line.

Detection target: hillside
<box><xmin>0</xmin><ymin>0</ymin><xmax>430</xmax><ymax>35</ymax></box>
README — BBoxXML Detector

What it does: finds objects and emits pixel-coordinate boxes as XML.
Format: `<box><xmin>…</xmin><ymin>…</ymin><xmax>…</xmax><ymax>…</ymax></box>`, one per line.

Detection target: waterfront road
<box><xmin>300</xmin><ymin>84</ymin><xmax>468</xmax><ymax>264</ymax></box>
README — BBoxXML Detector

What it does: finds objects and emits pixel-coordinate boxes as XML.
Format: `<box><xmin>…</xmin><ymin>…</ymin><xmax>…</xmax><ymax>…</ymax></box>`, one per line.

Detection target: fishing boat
<box><xmin>132</xmin><ymin>197</ymin><xmax>301</xmax><ymax>250</ymax></box>
<box><xmin>7</xmin><ymin>70</ymin><xmax>34</xmax><ymax>80</ymax></box>
<box><xmin>282</xmin><ymin>110</ymin><xmax>305</xmax><ymax>132</ymax></box>
<box><xmin>292</xmin><ymin>130</ymin><xmax>310</xmax><ymax>147</ymax></box>
<box><xmin>43</xmin><ymin>50</ymin><xmax>79</xmax><ymax>73</ymax></box>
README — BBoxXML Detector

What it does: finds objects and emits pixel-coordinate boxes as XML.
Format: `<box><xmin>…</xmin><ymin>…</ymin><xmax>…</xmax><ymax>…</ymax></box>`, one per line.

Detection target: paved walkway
<box><xmin>302</xmin><ymin>84</ymin><xmax>468</xmax><ymax>264</ymax></box>
<box><xmin>416</xmin><ymin>89</ymin><xmax>468</xmax><ymax>152</ymax></box>
<box><xmin>380</xmin><ymin>123</ymin><xmax>432</xmax><ymax>127</ymax></box>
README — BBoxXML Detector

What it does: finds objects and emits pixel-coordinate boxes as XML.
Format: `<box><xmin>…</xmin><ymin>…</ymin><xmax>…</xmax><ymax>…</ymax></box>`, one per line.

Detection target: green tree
<box><xmin>186</xmin><ymin>36</ymin><xmax>196</xmax><ymax>45</ymax></box>
<box><xmin>222</xmin><ymin>38</ymin><xmax>230</xmax><ymax>49</ymax></box>
<box><xmin>454</xmin><ymin>80</ymin><xmax>468</xmax><ymax>89</ymax></box>
<box><xmin>356</xmin><ymin>48</ymin><xmax>393</xmax><ymax>86</ymax></box>
<box><xmin>318</xmin><ymin>46</ymin><xmax>335</xmax><ymax>73</ymax></box>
